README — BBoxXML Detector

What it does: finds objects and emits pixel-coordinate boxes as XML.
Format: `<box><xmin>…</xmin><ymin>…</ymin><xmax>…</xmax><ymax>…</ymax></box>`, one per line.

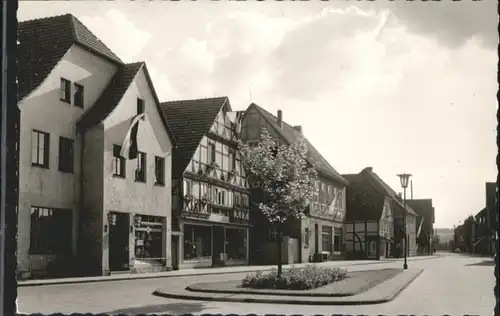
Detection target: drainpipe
<box><xmin>78</xmin><ymin>132</ymin><xmax>85</xmax><ymax>264</ymax></box>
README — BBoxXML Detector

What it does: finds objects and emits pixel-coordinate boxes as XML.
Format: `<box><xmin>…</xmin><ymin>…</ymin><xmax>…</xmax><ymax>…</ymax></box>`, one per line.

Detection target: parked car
<box><xmin>453</xmin><ymin>248</ymin><xmax>461</xmax><ymax>253</ymax></box>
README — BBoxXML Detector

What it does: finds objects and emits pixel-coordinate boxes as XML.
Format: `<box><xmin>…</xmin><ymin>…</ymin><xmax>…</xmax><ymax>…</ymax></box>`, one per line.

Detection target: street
<box><xmin>18</xmin><ymin>253</ymin><xmax>495</xmax><ymax>315</ymax></box>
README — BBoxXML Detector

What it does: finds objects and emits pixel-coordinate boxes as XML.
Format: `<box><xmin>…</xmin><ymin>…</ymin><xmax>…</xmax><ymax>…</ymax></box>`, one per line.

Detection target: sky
<box><xmin>18</xmin><ymin>0</ymin><xmax>498</xmax><ymax>228</ymax></box>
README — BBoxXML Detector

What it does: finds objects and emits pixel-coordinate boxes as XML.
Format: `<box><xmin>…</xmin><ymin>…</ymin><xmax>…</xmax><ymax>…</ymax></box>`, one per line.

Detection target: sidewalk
<box><xmin>17</xmin><ymin>255</ymin><xmax>438</xmax><ymax>287</ymax></box>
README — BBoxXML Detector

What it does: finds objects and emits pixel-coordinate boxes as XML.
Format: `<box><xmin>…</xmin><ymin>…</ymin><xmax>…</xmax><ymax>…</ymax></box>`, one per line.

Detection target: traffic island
<box><xmin>153</xmin><ymin>268</ymin><xmax>424</xmax><ymax>305</ymax></box>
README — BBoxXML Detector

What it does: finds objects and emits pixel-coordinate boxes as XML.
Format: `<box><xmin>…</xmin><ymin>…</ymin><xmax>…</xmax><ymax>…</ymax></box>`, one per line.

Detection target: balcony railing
<box><xmin>181</xmin><ymin>196</ymin><xmax>250</xmax><ymax>223</ymax></box>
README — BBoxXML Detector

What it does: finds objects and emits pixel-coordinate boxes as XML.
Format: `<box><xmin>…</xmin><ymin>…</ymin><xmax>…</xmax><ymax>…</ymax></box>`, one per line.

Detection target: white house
<box><xmin>17</xmin><ymin>14</ymin><xmax>175</xmax><ymax>278</ymax></box>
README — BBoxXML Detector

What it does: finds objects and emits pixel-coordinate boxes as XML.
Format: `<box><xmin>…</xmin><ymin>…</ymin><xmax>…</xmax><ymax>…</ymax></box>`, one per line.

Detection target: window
<box><xmin>234</xmin><ymin>192</ymin><xmax>241</xmax><ymax>207</ymax></box>
<box><xmin>137</xmin><ymin>98</ymin><xmax>145</xmax><ymax>118</ymax></box>
<box><xmin>73</xmin><ymin>83</ymin><xmax>84</xmax><ymax>107</ymax></box>
<box><xmin>208</xmin><ymin>142</ymin><xmax>216</xmax><ymax>163</ymax></box>
<box><xmin>30</xmin><ymin>206</ymin><xmax>72</xmax><ymax>255</ymax></box>
<box><xmin>135</xmin><ymin>152</ymin><xmax>146</xmax><ymax>182</ymax></box>
<box><xmin>60</xmin><ymin>78</ymin><xmax>71</xmax><ymax>103</ymax></box>
<box><xmin>183</xmin><ymin>224</ymin><xmax>212</xmax><ymax>260</ymax></box>
<box><xmin>134</xmin><ymin>214</ymin><xmax>164</xmax><ymax>262</ymax></box>
<box><xmin>242</xmin><ymin>194</ymin><xmax>249</xmax><ymax>207</ymax></box>
<box><xmin>113</xmin><ymin>145</ymin><xmax>126</xmax><ymax>177</ymax></box>
<box><xmin>229</xmin><ymin>150</ymin><xmax>236</xmax><ymax>171</ymax></box>
<box><xmin>58</xmin><ymin>137</ymin><xmax>74</xmax><ymax>173</ymax></box>
<box><xmin>304</xmin><ymin>228</ymin><xmax>310</xmax><ymax>247</ymax></box>
<box><xmin>154</xmin><ymin>156</ymin><xmax>165</xmax><ymax>185</ymax></box>
<box><xmin>184</xmin><ymin>179</ymin><xmax>193</xmax><ymax>196</ymax></box>
<box><xmin>269</xmin><ymin>227</ymin><xmax>278</xmax><ymax>241</ymax></box>
<box><xmin>31</xmin><ymin>130</ymin><xmax>50</xmax><ymax>168</ymax></box>
<box><xmin>226</xmin><ymin>228</ymin><xmax>247</xmax><ymax>261</ymax></box>
<box><xmin>322</xmin><ymin>226</ymin><xmax>333</xmax><ymax>253</ymax></box>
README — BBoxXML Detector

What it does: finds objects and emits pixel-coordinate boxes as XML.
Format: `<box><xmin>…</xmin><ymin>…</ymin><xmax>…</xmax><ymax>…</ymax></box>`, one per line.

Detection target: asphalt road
<box><xmin>18</xmin><ymin>253</ymin><xmax>495</xmax><ymax>315</ymax></box>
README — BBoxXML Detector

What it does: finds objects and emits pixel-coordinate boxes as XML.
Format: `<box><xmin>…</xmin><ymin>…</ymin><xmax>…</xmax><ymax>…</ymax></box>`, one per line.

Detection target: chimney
<box><xmin>277</xmin><ymin>110</ymin><xmax>283</xmax><ymax>129</ymax></box>
<box><xmin>293</xmin><ymin>125</ymin><xmax>302</xmax><ymax>133</ymax></box>
<box><xmin>362</xmin><ymin>167</ymin><xmax>373</xmax><ymax>173</ymax></box>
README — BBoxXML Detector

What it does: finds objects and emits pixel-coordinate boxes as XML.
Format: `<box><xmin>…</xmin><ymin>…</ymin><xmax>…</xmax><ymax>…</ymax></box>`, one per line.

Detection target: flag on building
<box><xmin>417</xmin><ymin>218</ymin><xmax>424</xmax><ymax>237</ymax></box>
<box><xmin>228</xmin><ymin>111</ymin><xmax>244</xmax><ymax>136</ymax></box>
<box><xmin>120</xmin><ymin>113</ymin><xmax>146</xmax><ymax>159</ymax></box>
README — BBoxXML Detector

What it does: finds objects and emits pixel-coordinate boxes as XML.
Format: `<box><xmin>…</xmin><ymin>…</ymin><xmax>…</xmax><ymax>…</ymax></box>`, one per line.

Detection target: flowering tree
<box><xmin>239</xmin><ymin>128</ymin><xmax>317</xmax><ymax>277</ymax></box>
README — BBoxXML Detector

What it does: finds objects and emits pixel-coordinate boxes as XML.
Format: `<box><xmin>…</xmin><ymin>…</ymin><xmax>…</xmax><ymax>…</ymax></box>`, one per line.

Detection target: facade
<box><xmin>160</xmin><ymin>97</ymin><xmax>251</xmax><ymax>269</ymax></box>
<box><xmin>240</xmin><ymin>104</ymin><xmax>348</xmax><ymax>264</ymax></box>
<box><xmin>407</xmin><ymin>199</ymin><xmax>435</xmax><ymax>255</ymax></box>
<box><xmin>342</xmin><ymin>168</ymin><xmax>418</xmax><ymax>260</ymax></box>
<box><xmin>17</xmin><ymin>14</ymin><xmax>174</xmax><ymax>278</ymax></box>
<box><xmin>342</xmin><ymin>169</ymin><xmax>395</xmax><ymax>260</ymax></box>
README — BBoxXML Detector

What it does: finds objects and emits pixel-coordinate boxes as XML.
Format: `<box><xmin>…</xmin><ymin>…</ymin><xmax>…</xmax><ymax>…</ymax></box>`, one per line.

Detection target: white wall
<box><xmin>17</xmin><ymin>45</ymin><xmax>118</xmax><ymax>274</ymax></box>
<box><xmin>102</xmin><ymin>66</ymin><xmax>173</xmax><ymax>269</ymax></box>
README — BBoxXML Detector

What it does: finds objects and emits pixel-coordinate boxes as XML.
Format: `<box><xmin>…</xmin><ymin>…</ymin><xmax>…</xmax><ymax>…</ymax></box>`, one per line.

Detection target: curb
<box><xmin>17</xmin><ymin>256</ymin><xmax>436</xmax><ymax>287</ymax></box>
<box><xmin>185</xmin><ymin>268</ymin><xmax>402</xmax><ymax>297</ymax></box>
<box><xmin>151</xmin><ymin>269</ymin><xmax>424</xmax><ymax>306</ymax></box>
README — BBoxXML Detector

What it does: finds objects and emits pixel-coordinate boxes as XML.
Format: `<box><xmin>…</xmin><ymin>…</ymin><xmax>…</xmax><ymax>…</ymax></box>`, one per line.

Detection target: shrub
<box><xmin>242</xmin><ymin>265</ymin><xmax>348</xmax><ymax>290</ymax></box>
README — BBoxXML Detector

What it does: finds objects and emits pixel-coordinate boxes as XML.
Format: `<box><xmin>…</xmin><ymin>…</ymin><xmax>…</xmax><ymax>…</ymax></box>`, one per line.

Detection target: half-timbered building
<box><xmin>160</xmin><ymin>97</ymin><xmax>251</xmax><ymax>269</ymax></box>
<box><xmin>240</xmin><ymin>104</ymin><xmax>349</xmax><ymax>264</ymax></box>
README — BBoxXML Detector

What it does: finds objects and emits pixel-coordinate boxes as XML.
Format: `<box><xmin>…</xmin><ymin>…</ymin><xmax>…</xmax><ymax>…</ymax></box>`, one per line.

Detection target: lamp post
<box><xmin>397</xmin><ymin>173</ymin><xmax>412</xmax><ymax>270</ymax></box>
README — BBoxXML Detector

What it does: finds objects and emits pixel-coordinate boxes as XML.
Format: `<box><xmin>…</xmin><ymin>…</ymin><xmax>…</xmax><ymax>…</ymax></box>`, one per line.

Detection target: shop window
<box><xmin>30</xmin><ymin>206</ymin><xmax>72</xmax><ymax>255</ymax></box>
<box><xmin>134</xmin><ymin>215</ymin><xmax>163</xmax><ymax>262</ymax></box>
<box><xmin>183</xmin><ymin>224</ymin><xmax>212</xmax><ymax>260</ymax></box>
<box><xmin>226</xmin><ymin>228</ymin><xmax>247</xmax><ymax>261</ymax></box>
<box><xmin>334</xmin><ymin>232</ymin><xmax>342</xmax><ymax>252</ymax></box>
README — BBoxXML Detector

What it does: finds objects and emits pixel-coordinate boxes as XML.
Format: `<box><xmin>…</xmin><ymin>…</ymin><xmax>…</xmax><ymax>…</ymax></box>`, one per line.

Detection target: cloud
<box><xmin>80</xmin><ymin>9</ymin><xmax>151</xmax><ymax>62</ymax></box>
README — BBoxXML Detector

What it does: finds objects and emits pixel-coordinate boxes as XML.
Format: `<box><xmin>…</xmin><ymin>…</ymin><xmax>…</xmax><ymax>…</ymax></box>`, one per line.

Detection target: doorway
<box><xmin>314</xmin><ymin>223</ymin><xmax>319</xmax><ymax>253</ymax></box>
<box><xmin>212</xmin><ymin>226</ymin><xmax>225</xmax><ymax>266</ymax></box>
<box><xmin>109</xmin><ymin>212</ymin><xmax>130</xmax><ymax>272</ymax></box>
<box><xmin>171</xmin><ymin>235</ymin><xmax>179</xmax><ymax>270</ymax></box>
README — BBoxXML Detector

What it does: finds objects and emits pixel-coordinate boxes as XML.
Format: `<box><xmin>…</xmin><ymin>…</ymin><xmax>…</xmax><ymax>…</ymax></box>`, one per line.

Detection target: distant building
<box><xmin>407</xmin><ymin>199</ymin><xmax>435</xmax><ymax>255</ymax></box>
<box><xmin>240</xmin><ymin>104</ymin><xmax>348</xmax><ymax>264</ymax></box>
<box><xmin>342</xmin><ymin>167</ymin><xmax>418</xmax><ymax>260</ymax></box>
<box><xmin>160</xmin><ymin>97</ymin><xmax>251</xmax><ymax>269</ymax></box>
<box><xmin>17</xmin><ymin>14</ymin><xmax>175</xmax><ymax>278</ymax></box>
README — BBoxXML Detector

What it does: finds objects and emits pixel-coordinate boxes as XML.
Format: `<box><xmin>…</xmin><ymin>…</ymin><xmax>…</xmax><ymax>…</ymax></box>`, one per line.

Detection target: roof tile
<box><xmin>160</xmin><ymin>97</ymin><xmax>229</xmax><ymax>178</ymax></box>
<box><xmin>249</xmin><ymin>103</ymin><xmax>348</xmax><ymax>185</ymax></box>
<box><xmin>18</xmin><ymin>13</ymin><xmax>122</xmax><ymax>102</ymax></box>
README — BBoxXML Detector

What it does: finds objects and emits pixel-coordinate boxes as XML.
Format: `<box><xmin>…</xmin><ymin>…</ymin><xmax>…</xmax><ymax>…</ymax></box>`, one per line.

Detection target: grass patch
<box><xmin>241</xmin><ymin>265</ymin><xmax>348</xmax><ymax>290</ymax></box>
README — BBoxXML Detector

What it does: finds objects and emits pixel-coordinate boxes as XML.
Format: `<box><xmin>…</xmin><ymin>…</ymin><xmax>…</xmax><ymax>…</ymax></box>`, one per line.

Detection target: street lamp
<box><xmin>397</xmin><ymin>173</ymin><xmax>412</xmax><ymax>270</ymax></box>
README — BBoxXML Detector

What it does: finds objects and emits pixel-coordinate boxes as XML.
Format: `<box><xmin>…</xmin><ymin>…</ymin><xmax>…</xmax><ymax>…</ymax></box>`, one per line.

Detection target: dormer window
<box><xmin>137</xmin><ymin>98</ymin><xmax>145</xmax><ymax>119</ymax></box>
<box><xmin>60</xmin><ymin>78</ymin><xmax>71</xmax><ymax>103</ymax></box>
<box><xmin>74</xmin><ymin>83</ymin><xmax>84</xmax><ymax>108</ymax></box>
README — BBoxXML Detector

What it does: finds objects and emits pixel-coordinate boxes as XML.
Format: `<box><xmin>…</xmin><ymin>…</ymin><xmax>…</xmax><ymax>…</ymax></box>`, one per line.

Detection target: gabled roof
<box><xmin>77</xmin><ymin>62</ymin><xmax>176</xmax><ymax>145</ymax></box>
<box><xmin>342</xmin><ymin>173</ymin><xmax>385</xmax><ymax>221</ymax></box>
<box><xmin>247</xmin><ymin>103</ymin><xmax>348</xmax><ymax>185</ymax></box>
<box><xmin>406</xmin><ymin>199</ymin><xmax>434</xmax><ymax>223</ymax></box>
<box><xmin>360</xmin><ymin>167</ymin><xmax>418</xmax><ymax>216</ymax></box>
<box><xmin>18</xmin><ymin>13</ymin><xmax>123</xmax><ymax>102</ymax></box>
<box><xmin>160</xmin><ymin>97</ymin><xmax>229</xmax><ymax>178</ymax></box>
<box><xmin>475</xmin><ymin>207</ymin><xmax>487</xmax><ymax>219</ymax></box>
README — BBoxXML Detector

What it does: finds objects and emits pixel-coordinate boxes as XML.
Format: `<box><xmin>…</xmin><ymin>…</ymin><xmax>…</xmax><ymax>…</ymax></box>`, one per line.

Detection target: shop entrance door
<box><xmin>171</xmin><ymin>235</ymin><xmax>179</xmax><ymax>270</ymax></box>
<box><xmin>314</xmin><ymin>224</ymin><xmax>319</xmax><ymax>253</ymax></box>
<box><xmin>212</xmin><ymin>226</ymin><xmax>225</xmax><ymax>266</ymax></box>
<box><xmin>109</xmin><ymin>212</ymin><xmax>130</xmax><ymax>272</ymax></box>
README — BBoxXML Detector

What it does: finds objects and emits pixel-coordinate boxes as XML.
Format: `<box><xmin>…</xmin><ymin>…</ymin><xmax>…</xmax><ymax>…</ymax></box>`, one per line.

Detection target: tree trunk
<box><xmin>277</xmin><ymin>233</ymin><xmax>283</xmax><ymax>278</ymax></box>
